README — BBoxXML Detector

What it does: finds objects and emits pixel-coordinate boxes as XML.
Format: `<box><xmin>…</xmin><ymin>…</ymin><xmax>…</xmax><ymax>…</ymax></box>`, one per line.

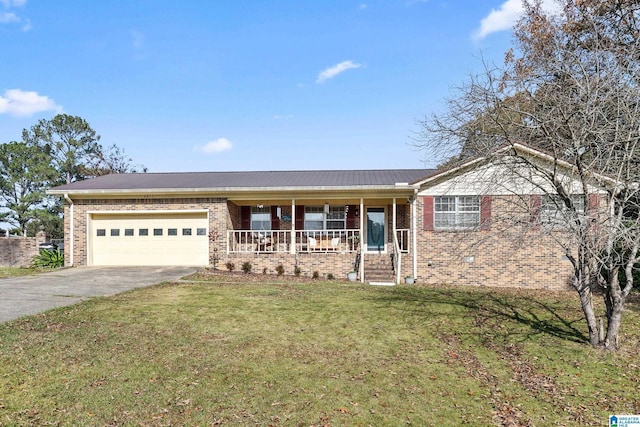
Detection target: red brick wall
<box><xmin>414</xmin><ymin>195</ymin><xmax>574</xmax><ymax>290</ymax></box>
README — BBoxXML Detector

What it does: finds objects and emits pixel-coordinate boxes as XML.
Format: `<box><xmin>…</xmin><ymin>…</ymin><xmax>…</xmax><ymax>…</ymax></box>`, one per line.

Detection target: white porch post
<box><xmin>290</xmin><ymin>199</ymin><xmax>296</xmax><ymax>254</ymax></box>
<box><xmin>360</xmin><ymin>198</ymin><xmax>364</xmax><ymax>283</ymax></box>
<box><xmin>393</xmin><ymin>197</ymin><xmax>398</xmax><ymax>283</ymax></box>
<box><xmin>412</xmin><ymin>190</ymin><xmax>418</xmax><ymax>279</ymax></box>
<box><xmin>392</xmin><ymin>197</ymin><xmax>397</xmax><ymax>245</ymax></box>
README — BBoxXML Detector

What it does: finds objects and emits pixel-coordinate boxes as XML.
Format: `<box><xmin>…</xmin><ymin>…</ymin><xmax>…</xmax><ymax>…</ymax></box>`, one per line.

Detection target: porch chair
<box><xmin>330</xmin><ymin>237</ymin><xmax>340</xmax><ymax>250</ymax></box>
<box><xmin>308</xmin><ymin>236</ymin><xmax>317</xmax><ymax>251</ymax></box>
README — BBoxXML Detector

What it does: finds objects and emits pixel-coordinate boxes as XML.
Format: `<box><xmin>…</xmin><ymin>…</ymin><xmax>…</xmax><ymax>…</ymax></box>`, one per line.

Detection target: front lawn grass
<box><xmin>0</xmin><ymin>266</ymin><xmax>47</xmax><ymax>279</ymax></box>
<box><xmin>0</xmin><ymin>272</ymin><xmax>638</xmax><ymax>426</ymax></box>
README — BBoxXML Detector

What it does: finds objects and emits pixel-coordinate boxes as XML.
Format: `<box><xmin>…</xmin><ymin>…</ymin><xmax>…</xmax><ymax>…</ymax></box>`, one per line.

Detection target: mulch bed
<box><xmin>189</xmin><ymin>268</ymin><xmax>332</xmax><ymax>284</ymax></box>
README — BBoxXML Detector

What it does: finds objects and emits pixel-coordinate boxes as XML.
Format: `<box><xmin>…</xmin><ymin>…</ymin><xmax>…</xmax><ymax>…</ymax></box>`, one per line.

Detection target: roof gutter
<box><xmin>64</xmin><ymin>193</ymin><xmax>74</xmax><ymax>267</ymax></box>
<box><xmin>48</xmin><ymin>184</ymin><xmax>419</xmax><ymax>198</ymax></box>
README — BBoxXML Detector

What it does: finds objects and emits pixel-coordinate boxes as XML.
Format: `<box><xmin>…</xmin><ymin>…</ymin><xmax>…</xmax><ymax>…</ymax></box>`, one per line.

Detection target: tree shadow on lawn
<box><xmin>370</xmin><ymin>286</ymin><xmax>588</xmax><ymax>345</ymax></box>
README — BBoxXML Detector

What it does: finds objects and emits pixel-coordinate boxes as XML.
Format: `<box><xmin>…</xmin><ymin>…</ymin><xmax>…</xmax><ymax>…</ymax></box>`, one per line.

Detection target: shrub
<box><xmin>32</xmin><ymin>249</ymin><xmax>64</xmax><ymax>269</ymax></box>
<box><xmin>275</xmin><ymin>264</ymin><xmax>285</xmax><ymax>276</ymax></box>
<box><xmin>327</xmin><ymin>273</ymin><xmax>334</xmax><ymax>280</ymax></box>
<box><xmin>225</xmin><ymin>262</ymin><xmax>235</xmax><ymax>272</ymax></box>
<box><xmin>312</xmin><ymin>271</ymin><xmax>320</xmax><ymax>280</ymax></box>
<box><xmin>294</xmin><ymin>266</ymin><xmax>301</xmax><ymax>277</ymax></box>
<box><xmin>241</xmin><ymin>261</ymin><xmax>252</xmax><ymax>274</ymax></box>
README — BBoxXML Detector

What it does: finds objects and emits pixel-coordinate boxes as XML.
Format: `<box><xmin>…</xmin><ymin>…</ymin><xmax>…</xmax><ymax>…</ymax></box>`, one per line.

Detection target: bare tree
<box><xmin>416</xmin><ymin>0</ymin><xmax>640</xmax><ymax>349</ymax></box>
<box><xmin>86</xmin><ymin>144</ymin><xmax>148</xmax><ymax>176</ymax></box>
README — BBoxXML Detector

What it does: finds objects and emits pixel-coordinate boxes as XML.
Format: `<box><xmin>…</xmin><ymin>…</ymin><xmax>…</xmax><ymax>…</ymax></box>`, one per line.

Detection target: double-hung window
<box><xmin>326</xmin><ymin>206</ymin><xmax>346</xmax><ymax>229</ymax></box>
<box><xmin>251</xmin><ymin>206</ymin><xmax>271</xmax><ymax>230</ymax></box>
<box><xmin>304</xmin><ymin>206</ymin><xmax>346</xmax><ymax>230</ymax></box>
<box><xmin>540</xmin><ymin>195</ymin><xmax>584</xmax><ymax>227</ymax></box>
<box><xmin>434</xmin><ymin>196</ymin><xmax>480</xmax><ymax>229</ymax></box>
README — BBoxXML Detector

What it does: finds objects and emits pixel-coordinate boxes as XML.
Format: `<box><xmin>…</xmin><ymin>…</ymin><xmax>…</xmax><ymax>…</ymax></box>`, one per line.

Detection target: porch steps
<box><xmin>364</xmin><ymin>254</ymin><xmax>396</xmax><ymax>284</ymax></box>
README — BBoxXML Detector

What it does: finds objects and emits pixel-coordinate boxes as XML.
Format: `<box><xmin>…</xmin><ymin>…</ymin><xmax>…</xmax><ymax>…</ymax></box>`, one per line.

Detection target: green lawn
<box><xmin>0</xmin><ymin>266</ymin><xmax>48</xmax><ymax>279</ymax></box>
<box><xmin>0</xmin><ymin>271</ymin><xmax>638</xmax><ymax>426</ymax></box>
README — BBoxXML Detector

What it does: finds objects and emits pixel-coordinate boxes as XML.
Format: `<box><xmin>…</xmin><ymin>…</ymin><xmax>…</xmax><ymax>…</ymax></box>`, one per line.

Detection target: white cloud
<box><xmin>0</xmin><ymin>89</ymin><xmax>63</xmax><ymax>117</ymax></box>
<box><xmin>0</xmin><ymin>0</ymin><xmax>27</xmax><ymax>7</ymax></box>
<box><xmin>473</xmin><ymin>0</ymin><xmax>561</xmax><ymax>41</ymax></box>
<box><xmin>0</xmin><ymin>11</ymin><xmax>18</xmax><ymax>22</ymax></box>
<box><xmin>316</xmin><ymin>60</ymin><xmax>363</xmax><ymax>84</ymax></box>
<box><xmin>194</xmin><ymin>138</ymin><xmax>233</xmax><ymax>154</ymax></box>
<box><xmin>0</xmin><ymin>0</ymin><xmax>30</xmax><ymax>31</ymax></box>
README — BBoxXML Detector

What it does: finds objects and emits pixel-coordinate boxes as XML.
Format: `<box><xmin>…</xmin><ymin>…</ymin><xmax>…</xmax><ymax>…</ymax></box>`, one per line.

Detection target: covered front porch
<box><xmin>223</xmin><ymin>195</ymin><xmax>416</xmax><ymax>283</ymax></box>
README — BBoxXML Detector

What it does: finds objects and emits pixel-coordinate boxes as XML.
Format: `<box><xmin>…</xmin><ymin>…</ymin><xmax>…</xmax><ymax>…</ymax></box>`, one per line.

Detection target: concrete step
<box><xmin>369</xmin><ymin>282</ymin><xmax>395</xmax><ymax>286</ymax></box>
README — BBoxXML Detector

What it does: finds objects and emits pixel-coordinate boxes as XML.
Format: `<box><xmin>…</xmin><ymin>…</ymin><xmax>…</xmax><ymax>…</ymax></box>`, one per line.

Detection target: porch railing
<box><xmin>392</xmin><ymin>231</ymin><xmax>402</xmax><ymax>284</ymax></box>
<box><xmin>395</xmin><ymin>229</ymin><xmax>410</xmax><ymax>254</ymax></box>
<box><xmin>227</xmin><ymin>229</ymin><xmax>361</xmax><ymax>254</ymax></box>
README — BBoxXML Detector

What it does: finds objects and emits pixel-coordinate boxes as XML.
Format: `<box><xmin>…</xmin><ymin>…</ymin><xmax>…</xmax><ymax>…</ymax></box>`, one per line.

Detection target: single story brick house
<box><xmin>49</xmin><ymin>144</ymin><xmax>603</xmax><ymax>290</ymax></box>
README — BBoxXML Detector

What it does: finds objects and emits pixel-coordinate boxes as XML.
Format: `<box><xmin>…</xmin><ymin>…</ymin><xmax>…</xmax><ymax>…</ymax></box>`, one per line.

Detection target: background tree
<box><xmin>0</xmin><ymin>141</ymin><xmax>55</xmax><ymax>236</ymax></box>
<box><xmin>1</xmin><ymin>114</ymin><xmax>145</xmax><ymax>238</ymax></box>
<box><xmin>24</xmin><ymin>207</ymin><xmax>65</xmax><ymax>239</ymax></box>
<box><xmin>87</xmin><ymin>144</ymin><xmax>148</xmax><ymax>176</ymax></box>
<box><xmin>416</xmin><ymin>0</ymin><xmax>640</xmax><ymax>349</ymax></box>
<box><xmin>21</xmin><ymin>114</ymin><xmax>102</xmax><ymax>186</ymax></box>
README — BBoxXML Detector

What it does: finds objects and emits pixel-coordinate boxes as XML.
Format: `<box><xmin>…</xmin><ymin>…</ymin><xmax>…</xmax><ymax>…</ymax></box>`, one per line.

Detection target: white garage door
<box><xmin>89</xmin><ymin>212</ymin><xmax>209</xmax><ymax>266</ymax></box>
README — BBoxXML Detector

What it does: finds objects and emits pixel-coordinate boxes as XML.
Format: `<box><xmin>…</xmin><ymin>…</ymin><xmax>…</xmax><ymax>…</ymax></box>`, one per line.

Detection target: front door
<box><xmin>366</xmin><ymin>207</ymin><xmax>385</xmax><ymax>252</ymax></box>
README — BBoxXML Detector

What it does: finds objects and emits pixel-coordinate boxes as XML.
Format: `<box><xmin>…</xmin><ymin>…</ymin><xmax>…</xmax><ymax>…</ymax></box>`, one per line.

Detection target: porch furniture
<box><xmin>308</xmin><ymin>236</ymin><xmax>341</xmax><ymax>251</ymax></box>
<box><xmin>308</xmin><ymin>236</ymin><xmax>318</xmax><ymax>250</ymax></box>
<box><xmin>254</xmin><ymin>232</ymin><xmax>273</xmax><ymax>251</ymax></box>
<box><xmin>330</xmin><ymin>237</ymin><xmax>340</xmax><ymax>250</ymax></box>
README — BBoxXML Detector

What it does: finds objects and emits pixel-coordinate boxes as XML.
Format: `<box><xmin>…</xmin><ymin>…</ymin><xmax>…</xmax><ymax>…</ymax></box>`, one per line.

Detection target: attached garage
<box><xmin>88</xmin><ymin>211</ymin><xmax>209</xmax><ymax>266</ymax></box>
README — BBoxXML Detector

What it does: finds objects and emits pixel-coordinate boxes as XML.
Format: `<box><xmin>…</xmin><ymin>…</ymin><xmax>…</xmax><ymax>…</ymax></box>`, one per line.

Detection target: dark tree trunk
<box><xmin>604</xmin><ymin>301</ymin><xmax>623</xmax><ymax>349</ymax></box>
<box><xmin>603</xmin><ymin>274</ymin><xmax>625</xmax><ymax>350</ymax></box>
<box><xmin>577</xmin><ymin>284</ymin><xmax>600</xmax><ymax>347</ymax></box>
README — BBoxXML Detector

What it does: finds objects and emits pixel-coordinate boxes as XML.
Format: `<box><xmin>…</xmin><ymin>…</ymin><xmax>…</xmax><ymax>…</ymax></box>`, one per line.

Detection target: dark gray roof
<box><xmin>49</xmin><ymin>169</ymin><xmax>435</xmax><ymax>193</ymax></box>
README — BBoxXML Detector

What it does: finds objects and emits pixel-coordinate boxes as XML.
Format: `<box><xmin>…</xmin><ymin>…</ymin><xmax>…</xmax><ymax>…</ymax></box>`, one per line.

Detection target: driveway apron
<box><xmin>0</xmin><ymin>266</ymin><xmax>198</xmax><ymax>323</ymax></box>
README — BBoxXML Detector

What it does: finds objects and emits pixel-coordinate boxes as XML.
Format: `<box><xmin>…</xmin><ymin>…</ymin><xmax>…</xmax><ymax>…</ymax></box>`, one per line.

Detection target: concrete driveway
<box><xmin>0</xmin><ymin>266</ymin><xmax>199</xmax><ymax>323</ymax></box>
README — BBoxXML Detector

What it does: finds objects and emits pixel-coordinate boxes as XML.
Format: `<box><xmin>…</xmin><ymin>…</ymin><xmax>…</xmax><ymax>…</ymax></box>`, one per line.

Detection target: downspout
<box><xmin>64</xmin><ymin>193</ymin><xmax>74</xmax><ymax>267</ymax></box>
<box><xmin>412</xmin><ymin>189</ymin><xmax>418</xmax><ymax>280</ymax></box>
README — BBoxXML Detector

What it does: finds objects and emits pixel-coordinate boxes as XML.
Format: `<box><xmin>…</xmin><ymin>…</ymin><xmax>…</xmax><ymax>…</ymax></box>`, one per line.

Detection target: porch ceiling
<box><xmin>233</xmin><ymin>196</ymin><xmax>413</xmax><ymax>206</ymax></box>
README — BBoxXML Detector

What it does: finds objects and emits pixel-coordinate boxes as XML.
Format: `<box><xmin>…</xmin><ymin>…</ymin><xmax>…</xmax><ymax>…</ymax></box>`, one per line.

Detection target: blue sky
<box><xmin>0</xmin><ymin>0</ymin><xmax>549</xmax><ymax>172</ymax></box>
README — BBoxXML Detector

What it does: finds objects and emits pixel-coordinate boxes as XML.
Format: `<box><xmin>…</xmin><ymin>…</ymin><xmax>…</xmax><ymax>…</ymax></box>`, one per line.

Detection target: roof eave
<box><xmin>413</xmin><ymin>142</ymin><xmax>619</xmax><ymax>189</ymax></box>
<box><xmin>48</xmin><ymin>184</ymin><xmax>420</xmax><ymax>198</ymax></box>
